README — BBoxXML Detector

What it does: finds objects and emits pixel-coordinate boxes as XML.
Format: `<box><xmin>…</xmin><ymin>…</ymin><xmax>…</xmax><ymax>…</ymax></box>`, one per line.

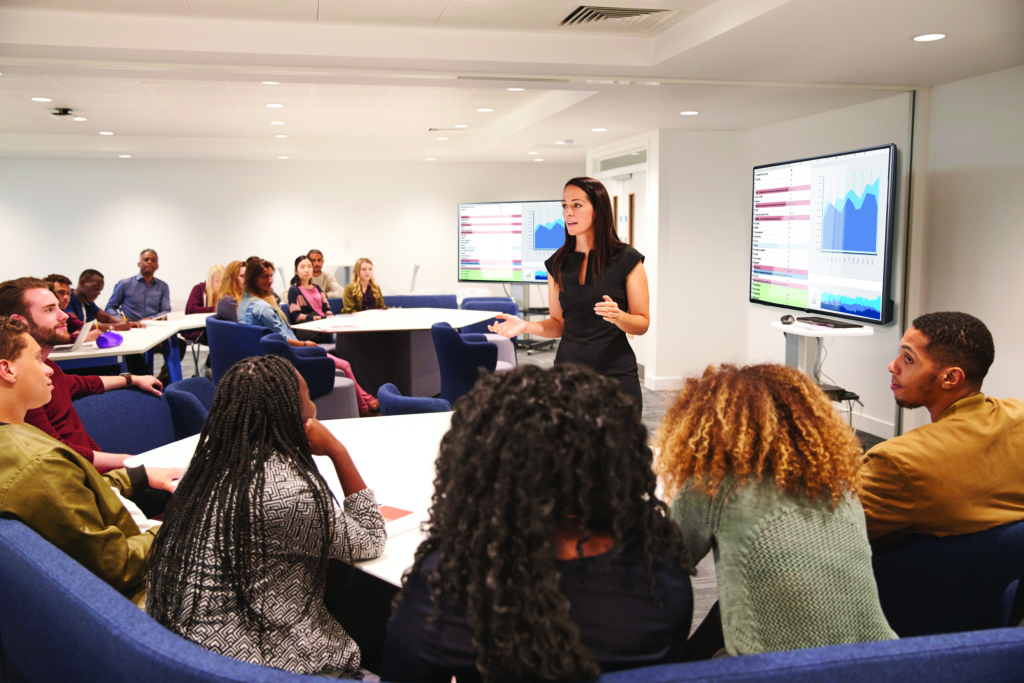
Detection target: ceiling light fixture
<box><xmin>32</xmin><ymin>97</ymin><xmax>53</xmax><ymax>102</ymax></box>
<box><xmin>477</xmin><ymin>108</ymin><xmax>494</xmax><ymax>112</ymax></box>
<box><xmin>425</xmin><ymin>158</ymin><xmax>436</xmax><ymax>161</ymax></box>
<box><xmin>119</xmin><ymin>154</ymin><xmax>132</xmax><ymax>159</ymax></box>
<box><xmin>913</xmin><ymin>33</ymin><xmax>946</xmax><ymax>42</ymax></box>
<box><xmin>73</xmin><ymin>117</ymin><xmax>87</xmax><ymax>122</ymax></box>
<box><xmin>262</xmin><ymin>81</ymin><xmax>279</xmax><ymax>85</ymax></box>
<box><xmin>274</xmin><ymin>134</ymin><xmax>288</xmax><ymax>138</ymax></box>
<box><xmin>278</xmin><ymin>156</ymin><xmax>289</xmax><ymax>160</ymax></box>
<box><xmin>99</xmin><ymin>131</ymin><xmax>114</xmax><ymax>136</ymax></box>
<box><xmin>508</xmin><ymin>88</ymin><xmax>525</xmax><ymax>92</ymax></box>
<box><xmin>528</xmin><ymin>152</ymin><xmax>539</xmax><ymax>155</ymax></box>
<box><xmin>453</xmin><ymin>124</ymin><xmax>469</xmax><ymax>128</ymax></box>
<box><xmin>270</xmin><ymin>121</ymin><xmax>286</xmax><ymax>125</ymax></box>
<box><xmin>534</xmin><ymin>159</ymin><xmax>544</xmax><ymax>162</ymax></box>
<box><xmin>591</xmin><ymin>128</ymin><xmax>607</xmax><ymax>132</ymax></box>
<box><xmin>266</xmin><ymin>103</ymin><xmax>284</xmax><ymax>108</ymax></box>
<box><xmin>556</xmin><ymin>141</ymin><xmax>565</xmax><ymax>145</ymax></box>
<box><xmin>680</xmin><ymin>110</ymin><xmax>700</xmax><ymax>116</ymax></box>
<box><xmin>437</xmin><ymin>136</ymin><xmax>449</xmax><ymax>140</ymax></box>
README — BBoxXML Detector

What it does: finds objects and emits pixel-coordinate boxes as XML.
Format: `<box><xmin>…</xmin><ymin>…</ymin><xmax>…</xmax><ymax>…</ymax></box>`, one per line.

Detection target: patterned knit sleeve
<box><xmin>669</xmin><ymin>485</ymin><xmax>715</xmax><ymax>568</ymax></box>
<box><xmin>331</xmin><ymin>488</ymin><xmax>387</xmax><ymax>562</ymax></box>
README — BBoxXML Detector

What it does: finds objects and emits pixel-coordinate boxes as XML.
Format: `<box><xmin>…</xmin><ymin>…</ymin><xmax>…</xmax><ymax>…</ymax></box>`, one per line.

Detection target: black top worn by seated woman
<box><xmin>382</xmin><ymin>538</ymin><xmax>693</xmax><ymax>683</ymax></box>
<box><xmin>545</xmin><ymin>245</ymin><xmax>645</xmax><ymax>408</ymax></box>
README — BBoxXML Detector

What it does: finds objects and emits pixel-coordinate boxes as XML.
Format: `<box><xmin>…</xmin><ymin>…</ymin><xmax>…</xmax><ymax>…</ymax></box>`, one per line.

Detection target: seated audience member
<box><xmin>655</xmin><ymin>363</ymin><xmax>896</xmax><ymax>657</ymax></box>
<box><xmin>146</xmin><ymin>355</ymin><xmax>385</xmax><ymax>675</ymax></box>
<box><xmin>384</xmin><ymin>364</ymin><xmax>693</xmax><ymax>683</ymax></box>
<box><xmin>215</xmin><ymin>260</ymin><xmax>245</xmax><ymax>322</ymax></box>
<box><xmin>240</xmin><ymin>259</ymin><xmax>378</xmax><ymax>416</ymax></box>
<box><xmin>308</xmin><ymin>249</ymin><xmax>345</xmax><ymax>298</ymax></box>
<box><xmin>45</xmin><ymin>274</ymin><xmax>92</xmax><ymax>340</ymax></box>
<box><xmin>289</xmin><ymin>255</ymin><xmax>335</xmax><ymax>325</ymax></box>
<box><xmin>0</xmin><ymin>316</ymin><xmax>182</xmax><ymax>607</ymax></box>
<box><xmin>860</xmin><ymin>312</ymin><xmax>1024</xmax><ymax>547</ymax></box>
<box><xmin>105</xmin><ymin>249</ymin><xmax>180</xmax><ymax>378</ymax></box>
<box><xmin>0</xmin><ymin>278</ymin><xmax>167</xmax><ymax>474</ymax></box>
<box><xmin>183</xmin><ymin>264</ymin><xmax>223</xmax><ymax>375</ymax></box>
<box><xmin>67</xmin><ymin>269</ymin><xmax>138</xmax><ymax>331</ymax></box>
<box><xmin>342</xmin><ymin>257</ymin><xmax>387</xmax><ymax>314</ymax></box>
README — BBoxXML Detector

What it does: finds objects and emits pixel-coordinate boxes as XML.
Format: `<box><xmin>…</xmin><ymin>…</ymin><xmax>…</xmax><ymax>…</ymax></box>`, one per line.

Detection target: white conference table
<box><xmin>144</xmin><ymin>312</ymin><xmax>212</xmax><ymax>334</ymax></box>
<box><xmin>294</xmin><ymin>308</ymin><xmax>500</xmax><ymax>397</ymax></box>
<box><xmin>126</xmin><ymin>411</ymin><xmax>452</xmax><ymax>587</ymax></box>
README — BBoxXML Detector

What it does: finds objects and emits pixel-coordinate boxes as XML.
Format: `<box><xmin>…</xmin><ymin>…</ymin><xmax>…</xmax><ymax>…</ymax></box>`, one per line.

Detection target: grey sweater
<box><xmin>670</xmin><ymin>475</ymin><xmax>896</xmax><ymax>655</ymax></box>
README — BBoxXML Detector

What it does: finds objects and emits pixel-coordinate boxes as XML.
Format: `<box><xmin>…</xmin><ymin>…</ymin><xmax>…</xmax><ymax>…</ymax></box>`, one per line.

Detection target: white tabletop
<box><xmin>771</xmin><ymin>321</ymin><xmax>875</xmax><ymax>338</ymax></box>
<box><xmin>144</xmin><ymin>313</ymin><xmax>211</xmax><ymax>333</ymax></box>
<box><xmin>48</xmin><ymin>325</ymin><xmax>178</xmax><ymax>361</ymax></box>
<box><xmin>293</xmin><ymin>307</ymin><xmax>499</xmax><ymax>334</ymax></box>
<box><xmin>126</xmin><ymin>411</ymin><xmax>452</xmax><ymax>586</ymax></box>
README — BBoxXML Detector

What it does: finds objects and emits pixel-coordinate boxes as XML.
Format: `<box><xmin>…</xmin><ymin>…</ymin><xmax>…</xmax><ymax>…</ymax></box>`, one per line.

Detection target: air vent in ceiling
<box><xmin>561</xmin><ymin>6</ymin><xmax>669</xmax><ymax>27</ymax></box>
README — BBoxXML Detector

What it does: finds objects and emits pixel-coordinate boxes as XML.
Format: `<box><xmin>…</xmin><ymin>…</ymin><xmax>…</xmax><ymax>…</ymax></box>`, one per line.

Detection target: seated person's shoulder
<box><xmin>0</xmin><ymin>424</ymin><xmax>88</xmax><ymax>480</ymax></box>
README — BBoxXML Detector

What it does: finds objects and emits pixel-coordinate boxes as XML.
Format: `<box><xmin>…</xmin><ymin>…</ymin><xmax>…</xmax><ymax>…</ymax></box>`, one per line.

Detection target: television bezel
<box><xmin>748</xmin><ymin>143</ymin><xmax>897</xmax><ymax>325</ymax></box>
<box><xmin>457</xmin><ymin>199</ymin><xmax>566</xmax><ymax>285</ymax></box>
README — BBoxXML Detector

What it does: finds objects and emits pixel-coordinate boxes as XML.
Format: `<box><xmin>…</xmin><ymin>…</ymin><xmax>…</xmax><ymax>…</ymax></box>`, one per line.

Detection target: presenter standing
<box><xmin>489</xmin><ymin>177</ymin><xmax>649</xmax><ymax>408</ymax></box>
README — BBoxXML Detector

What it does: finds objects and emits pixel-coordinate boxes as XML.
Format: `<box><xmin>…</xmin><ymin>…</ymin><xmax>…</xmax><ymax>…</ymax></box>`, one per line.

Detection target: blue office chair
<box><xmin>873</xmin><ymin>519</ymin><xmax>1024</xmax><ymax>636</ymax></box>
<box><xmin>164</xmin><ymin>377</ymin><xmax>215</xmax><ymax>439</ymax></box>
<box><xmin>328</xmin><ymin>297</ymin><xmax>344</xmax><ymax>315</ymax></box>
<box><xmin>259</xmin><ymin>334</ymin><xmax>359</xmax><ymax>420</ymax></box>
<box><xmin>431</xmin><ymin>323</ymin><xmax>513</xmax><ymax>405</ymax></box>
<box><xmin>73</xmin><ymin>388</ymin><xmax>176</xmax><ymax>455</ymax></box>
<box><xmin>205</xmin><ymin>317</ymin><xmax>271</xmax><ymax>385</ymax></box>
<box><xmin>384</xmin><ymin>294</ymin><xmax>457</xmax><ymax>309</ymax></box>
<box><xmin>460</xmin><ymin>297</ymin><xmax>520</xmax><ymax>339</ymax></box>
<box><xmin>377</xmin><ymin>383</ymin><xmax>451</xmax><ymax>416</ymax></box>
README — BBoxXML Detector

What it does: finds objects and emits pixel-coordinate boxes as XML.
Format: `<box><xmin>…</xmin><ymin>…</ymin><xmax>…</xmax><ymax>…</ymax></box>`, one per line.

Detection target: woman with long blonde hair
<box><xmin>184</xmin><ymin>264</ymin><xmax>225</xmax><ymax>371</ymax></box>
<box><xmin>215</xmin><ymin>260</ymin><xmax>246</xmax><ymax>322</ymax></box>
<box><xmin>341</xmin><ymin>257</ymin><xmax>387</xmax><ymax>314</ymax></box>
<box><xmin>654</xmin><ymin>363</ymin><xmax>895</xmax><ymax>657</ymax></box>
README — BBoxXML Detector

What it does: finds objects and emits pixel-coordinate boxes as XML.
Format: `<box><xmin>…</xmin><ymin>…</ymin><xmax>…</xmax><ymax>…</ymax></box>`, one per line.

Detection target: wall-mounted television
<box><xmin>458</xmin><ymin>200</ymin><xmax>565</xmax><ymax>284</ymax></box>
<box><xmin>749</xmin><ymin>144</ymin><xmax>897</xmax><ymax>324</ymax></box>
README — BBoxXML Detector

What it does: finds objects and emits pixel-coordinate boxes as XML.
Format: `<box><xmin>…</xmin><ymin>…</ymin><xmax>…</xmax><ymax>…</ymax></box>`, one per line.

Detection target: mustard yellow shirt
<box><xmin>861</xmin><ymin>394</ymin><xmax>1024</xmax><ymax>547</ymax></box>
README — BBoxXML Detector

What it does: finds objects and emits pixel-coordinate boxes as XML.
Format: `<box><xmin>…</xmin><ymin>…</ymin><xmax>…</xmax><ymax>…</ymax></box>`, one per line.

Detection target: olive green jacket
<box><xmin>341</xmin><ymin>281</ymin><xmax>387</xmax><ymax>315</ymax></box>
<box><xmin>0</xmin><ymin>423</ymin><xmax>157</xmax><ymax>606</ymax></box>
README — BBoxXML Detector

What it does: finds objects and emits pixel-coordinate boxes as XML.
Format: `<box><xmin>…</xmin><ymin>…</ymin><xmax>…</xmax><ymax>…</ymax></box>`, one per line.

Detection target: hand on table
<box><xmin>85</xmin><ymin>328</ymin><xmax>102</xmax><ymax>342</ymax></box>
<box><xmin>134</xmin><ymin>375</ymin><xmax>164</xmax><ymax>396</ymax></box>
<box><xmin>147</xmin><ymin>467</ymin><xmax>184</xmax><ymax>493</ymax></box>
<box><xmin>595</xmin><ymin>295</ymin><xmax>623</xmax><ymax>324</ymax></box>
<box><xmin>488</xmin><ymin>313</ymin><xmax>527</xmax><ymax>338</ymax></box>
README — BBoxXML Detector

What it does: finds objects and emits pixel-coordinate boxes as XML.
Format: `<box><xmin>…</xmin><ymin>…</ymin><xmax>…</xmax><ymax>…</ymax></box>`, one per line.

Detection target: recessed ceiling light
<box><xmin>556</xmin><ymin>141</ymin><xmax>565</xmax><ymax>145</ymax></box>
<box><xmin>913</xmin><ymin>33</ymin><xmax>946</xmax><ymax>42</ymax></box>
<box><xmin>680</xmin><ymin>111</ymin><xmax>700</xmax><ymax>116</ymax></box>
<box><xmin>266</xmin><ymin>103</ymin><xmax>284</xmax><ymax>108</ymax></box>
<box><xmin>437</xmin><ymin>136</ymin><xmax>449</xmax><ymax>140</ymax></box>
<box><xmin>118</xmin><ymin>154</ymin><xmax>132</xmax><ymax>159</ymax></box>
<box><xmin>270</xmin><ymin>121</ymin><xmax>286</xmax><ymax>125</ymax></box>
<box><xmin>99</xmin><ymin>131</ymin><xmax>114</xmax><ymax>135</ymax></box>
<box><xmin>262</xmin><ymin>81</ymin><xmax>279</xmax><ymax>85</ymax></box>
<box><xmin>274</xmin><ymin>134</ymin><xmax>288</xmax><ymax>138</ymax></box>
<box><xmin>425</xmin><ymin>158</ymin><xmax>436</xmax><ymax>161</ymax></box>
<box><xmin>73</xmin><ymin>116</ymin><xmax>87</xmax><ymax>122</ymax></box>
<box><xmin>534</xmin><ymin>159</ymin><xmax>544</xmax><ymax>162</ymax></box>
<box><xmin>477</xmin><ymin>108</ymin><xmax>494</xmax><ymax>113</ymax></box>
<box><xmin>32</xmin><ymin>97</ymin><xmax>52</xmax><ymax>102</ymax></box>
<box><xmin>528</xmin><ymin>151</ymin><xmax>539</xmax><ymax>155</ymax></box>
<box><xmin>591</xmin><ymin>128</ymin><xmax>607</xmax><ymax>132</ymax></box>
<box><xmin>453</xmin><ymin>124</ymin><xmax>469</xmax><ymax>128</ymax></box>
<box><xmin>507</xmin><ymin>88</ymin><xmax>525</xmax><ymax>92</ymax></box>
<box><xmin>278</xmin><ymin>156</ymin><xmax>289</xmax><ymax>160</ymax></box>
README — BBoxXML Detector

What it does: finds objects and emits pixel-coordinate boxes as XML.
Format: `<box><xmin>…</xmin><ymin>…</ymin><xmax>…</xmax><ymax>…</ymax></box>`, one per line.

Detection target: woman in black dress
<box><xmin>489</xmin><ymin>177</ymin><xmax>650</xmax><ymax>409</ymax></box>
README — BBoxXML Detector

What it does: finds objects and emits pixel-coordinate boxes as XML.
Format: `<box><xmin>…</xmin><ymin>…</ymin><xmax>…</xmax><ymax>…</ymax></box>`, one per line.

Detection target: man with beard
<box><xmin>307</xmin><ymin>249</ymin><xmax>345</xmax><ymax>298</ymax></box>
<box><xmin>860</xmin><ymin>311</ymin><xmax>1024</xmax><ymax>547</ymax></box>
<box><xmin>0</xmin><ymin>278</ymin><xmax>171</xmax><ymax>480</ymax></box>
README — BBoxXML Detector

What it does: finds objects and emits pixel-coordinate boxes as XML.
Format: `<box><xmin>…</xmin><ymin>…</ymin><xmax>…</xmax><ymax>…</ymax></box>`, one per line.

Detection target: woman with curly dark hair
<box><xmin>383</xmin><ymin>364</ymin><xmax>693</xmax><ymax>683</ymax></box>
<box><xmin>654</xmin><ymin>363</ymin><xmax>896</xmax><ymax>657</ymax></box>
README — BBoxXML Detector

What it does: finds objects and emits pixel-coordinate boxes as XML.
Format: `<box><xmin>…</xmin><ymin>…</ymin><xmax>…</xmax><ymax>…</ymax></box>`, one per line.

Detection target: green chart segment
<box><xmin>751</xmin><ymin>281</ymin><xmax>808</xmax><ymax>308</ymax></box>
<box><xmin>460</xmin><ymin>269</ymin><xmax>522</xmax><ymax>282</ymax></box>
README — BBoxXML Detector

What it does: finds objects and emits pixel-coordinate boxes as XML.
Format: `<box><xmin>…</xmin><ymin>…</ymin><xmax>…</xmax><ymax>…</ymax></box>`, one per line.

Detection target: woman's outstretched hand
<box><xmin>488</xmin><ymin>312</ymin><xmax>527</xmax><ymax>338</ymax></box>
<box><xmin>595</xmin><ymin>295</ymin><xmax>623</xmax><ymax>324</ymax></box>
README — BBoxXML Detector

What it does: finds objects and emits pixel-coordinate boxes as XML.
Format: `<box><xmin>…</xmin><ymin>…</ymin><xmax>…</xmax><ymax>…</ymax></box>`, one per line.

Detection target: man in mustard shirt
<box><xmin>0</xmin><ymin>316</ymin><xmax>179</xmax><ymax>606</ymax></box>
<box><xmin>861</xmin><ymin>312</ymin><xmax>1024</xmax><ymax>547</ymax></box>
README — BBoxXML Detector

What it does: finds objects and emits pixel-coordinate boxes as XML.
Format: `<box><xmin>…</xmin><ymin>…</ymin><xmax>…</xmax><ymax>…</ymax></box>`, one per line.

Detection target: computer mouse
<box><xmin>780</xmin><ymin>315</ymin><xmax>795</xmax><ymax>325</ymax></box>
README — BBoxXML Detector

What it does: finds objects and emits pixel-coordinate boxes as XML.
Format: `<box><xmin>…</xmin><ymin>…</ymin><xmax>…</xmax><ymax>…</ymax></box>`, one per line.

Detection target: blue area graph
<box><xmin>820</xmin><ymin>292</ymin><xmax>882</xmax><ymax>320</ymax></box>
<box><xmin>535</xmin><ymin>219</ymin><xmax>566</xmax><ymax>250</ymax></box>
<box><xmin>821</xmin><ymin>177</ymin><xmax>880</xmax><ymax>254</ymax></box>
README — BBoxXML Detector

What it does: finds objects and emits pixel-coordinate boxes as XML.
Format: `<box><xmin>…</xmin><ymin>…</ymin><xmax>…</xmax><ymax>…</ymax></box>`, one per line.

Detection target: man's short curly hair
<box><xmin>911</xmin><ymin>312</ymin><xmax>994</xmax><ymax>387</ymax></box>
<box><xmin>0</xmin><ymin>316</ymin><xmax>30</xmax><ymax>363</ymax></box>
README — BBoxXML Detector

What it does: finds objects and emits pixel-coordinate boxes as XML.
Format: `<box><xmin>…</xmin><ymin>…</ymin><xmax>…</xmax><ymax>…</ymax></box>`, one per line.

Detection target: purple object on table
<box><xmin>95</xmin><ymin>332</ymin><xmax>124</xmax><ymax>349</ymax></box>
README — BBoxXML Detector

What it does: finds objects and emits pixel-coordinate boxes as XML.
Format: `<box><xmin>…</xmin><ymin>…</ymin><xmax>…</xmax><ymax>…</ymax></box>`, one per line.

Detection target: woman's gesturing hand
<box><xmin>595</xmin><ymin>295</ymin><xmax>622</xmax><ymax>324</ymax></box>
<box><xmin>488</xmin><ymin>312</ymin><xmax>528</xmax><ymax>338</ymax></box>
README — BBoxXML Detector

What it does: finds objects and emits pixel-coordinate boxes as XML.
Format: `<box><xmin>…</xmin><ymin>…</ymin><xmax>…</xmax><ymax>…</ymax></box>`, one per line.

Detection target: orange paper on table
<box><xmin>380</xmin><ymin>505</ymin><xmax>414</xmax><ymax>523</ymax></box>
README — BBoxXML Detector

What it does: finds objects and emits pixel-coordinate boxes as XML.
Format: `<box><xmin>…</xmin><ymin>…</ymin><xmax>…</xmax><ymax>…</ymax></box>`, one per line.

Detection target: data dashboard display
<box><xmin>458</xmin><ymin>200</ymin><xmax>565</xmax><ymax>283</ymax></box>
<box><xmin>749</xmin><ymin>144</ymin><xmax>896</xmax><ymax>323</ymax></box>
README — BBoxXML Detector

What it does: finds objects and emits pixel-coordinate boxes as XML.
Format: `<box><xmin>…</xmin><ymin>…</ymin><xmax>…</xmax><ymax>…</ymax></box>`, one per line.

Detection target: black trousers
<box><xmin>324</xmin><ymin>561</ymin><xmax>398</xmax><ymax>674</ymax></box>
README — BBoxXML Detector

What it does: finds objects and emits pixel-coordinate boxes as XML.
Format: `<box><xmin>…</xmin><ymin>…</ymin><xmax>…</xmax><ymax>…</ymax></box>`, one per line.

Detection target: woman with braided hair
<box><xmin>383</xmin><ymin>364</ymin><xmax>693</xmax><ymax>683</ymax></box>
<box><xmin>654</xmin><ymin>363</ymin><xmax>895</xmax><ymax>657</ymax></box>
<box><xmin>146</xmin><ymin>355</ymin><xmax>386</xmax><ymax>676</ymax></box>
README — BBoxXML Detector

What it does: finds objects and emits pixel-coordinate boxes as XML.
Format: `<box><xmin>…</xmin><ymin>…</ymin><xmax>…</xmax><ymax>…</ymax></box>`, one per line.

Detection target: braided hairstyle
<box><xmin>147</xmin><ymin>355</ymin><xmax>342</xmax><ymax>644</ymax></box>
<box><xmin>400</xmin><ymin>363</ymin><xmax>690</xmax><ymax>683</ymax></box>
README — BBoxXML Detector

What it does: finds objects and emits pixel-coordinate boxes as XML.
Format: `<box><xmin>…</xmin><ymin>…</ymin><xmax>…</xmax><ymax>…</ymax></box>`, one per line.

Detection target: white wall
<box><xmin>915</xmin><ymin>63</ymin><xmax>1024</xmax><ymax>417</ymax></box>
<box><xmin>0</xmin><ymin>159</ymin><xmax>583</xmax><ymax>308</ymax></box>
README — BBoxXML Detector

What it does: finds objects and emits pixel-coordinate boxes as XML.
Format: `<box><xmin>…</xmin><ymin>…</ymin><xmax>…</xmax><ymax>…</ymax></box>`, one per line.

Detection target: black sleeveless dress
<box><xmin>545</xmin><ymin>245</ymin><xmax>645</xmax><ymax>409</ymax></box>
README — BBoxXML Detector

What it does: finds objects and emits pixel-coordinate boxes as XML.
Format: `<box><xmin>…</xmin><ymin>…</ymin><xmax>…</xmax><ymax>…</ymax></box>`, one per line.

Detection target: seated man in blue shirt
<box><xmin>105</xmin><ymin>249</ymin><xmax>182</xmax><ymax>379</ymax></box>
<box><xmin>68</xmin><ymin>269</ymin><xmax>138</xmax><ymax>331</ymax></box>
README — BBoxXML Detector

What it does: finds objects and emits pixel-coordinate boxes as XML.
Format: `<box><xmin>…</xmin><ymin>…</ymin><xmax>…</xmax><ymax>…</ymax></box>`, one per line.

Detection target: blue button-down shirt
<box><xmin>104</xmin><ymin>274</ymin><xmax>171</xmax><ymax>321</ymax></box>
<box><xmin>66</xmin><ymin>291</ymin><xmax>101</xmax><ymax>322</ymax></box>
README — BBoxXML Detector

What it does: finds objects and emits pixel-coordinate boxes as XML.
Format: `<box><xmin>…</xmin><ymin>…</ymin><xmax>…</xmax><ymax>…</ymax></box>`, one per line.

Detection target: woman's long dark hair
<box><xmin>290</xmin><ymin>254</ymin><xmax>313</xmax><ymax>287</ymax></box>
<box><xmin>547</xmin><ymin>177</ymin><xmax>627</xmax><ymax>288</ymax></box>
<box><xmin>399</xmin><ymin>364</ymin><xmax>691</xmax><ymax>683</ymax></box>
<box><xmin>147</xmin><ymin>356</ymin><xmax>341</xmax><ymax>643</ymax></box>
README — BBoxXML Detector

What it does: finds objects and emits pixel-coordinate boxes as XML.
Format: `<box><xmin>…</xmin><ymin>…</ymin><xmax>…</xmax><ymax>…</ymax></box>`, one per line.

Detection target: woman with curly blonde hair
<box><xmin>654</xmin><ymin>363</ymin><xmax>895</xmax><ymax>657</ymax></box>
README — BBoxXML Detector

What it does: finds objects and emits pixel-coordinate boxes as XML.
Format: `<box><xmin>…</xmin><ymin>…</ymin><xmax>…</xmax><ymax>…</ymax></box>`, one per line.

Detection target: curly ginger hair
<box><xmin>654</xmin><ymin>363</ymin><xmax>864</xmax><ymax>505</ymax></box>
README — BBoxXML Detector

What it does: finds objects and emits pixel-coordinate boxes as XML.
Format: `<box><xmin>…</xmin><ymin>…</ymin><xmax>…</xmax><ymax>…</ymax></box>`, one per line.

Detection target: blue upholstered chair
<box><xmin>459</xmin><ymin>297</ymin><xmax>520</xmax><ymax>367</ymax></box>
<box><xmin>377</xmin><ymin>383</ymin><xmax>451</xmax><ymax>416</ymax></box>
<box><xmin>328</xmin><ymin>297</ymin><xmax>344</xmax><ymax>315</ymax></box>
<box><xmin>205</xmin><ymin>317</ymin><xmax>271</xmax><ymax>385</ymax></box>
<box><xmin>72</xmin><ymin>388</ymin><xmax>177</xmax><ymax>455</ymax></box>
<box><xmin>430</xmin><ymin>323</ymin><xmax>513</xmax><ymax>405</ymax></box>
<box><xmin>383</xmin><ymin>294</ymin><xmax>457</xmax><ymax>310</ymax></box>
<box><xmin>164</xmin><ymin>377</ymin><xmax>216</xmax><ymax>439</ymax></box>
<box><xmin>872</xmin><ymin>519</ymin><xmax>1024</xmax><ymax>637</ymax></box>
<box><xmin>259</xmin><ymin>334</ymin><xmax>359</xmax><ymax>420</ymax></box>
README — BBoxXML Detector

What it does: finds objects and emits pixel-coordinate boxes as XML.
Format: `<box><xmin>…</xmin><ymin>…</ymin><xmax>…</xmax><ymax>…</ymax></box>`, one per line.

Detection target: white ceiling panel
<box><xmin>187</xmin><ymin>0</ymin><xmax>318</xmax><ymax>22</ymax></box>
<box><xmin>52</xmin><ymin>0</ymin><xmax>192</xmax><ymax>16</ymax></box>
<box><xmin>49</xmin><ymin>80</ymin><xmax>154</xmax><ymax>97</ymax></box>
<box><xmin>143</xmin><ymin>83</ymin><xmax>235</xmax><ymax>98</ymax></box>
<box><xmin>316</xmin><ymin>0</ymin><xmax>450</xmax><ymax>27</ymax></box>
<box><xmin>0</xmin><ymin>0</ymin><xmax>60</xmax><ymax>8</ymax></box>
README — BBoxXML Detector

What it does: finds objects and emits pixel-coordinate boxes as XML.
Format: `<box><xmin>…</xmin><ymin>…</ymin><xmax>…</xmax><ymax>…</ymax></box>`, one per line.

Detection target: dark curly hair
<box><xmin>911</xmin><ymin>311</ymin><xmax>994</xmax><ymax>387</ymax></box>
<box><xmin>400</xmin><ymin>363</ymin><xmax>690</xmax><ymax>683</ymax></box>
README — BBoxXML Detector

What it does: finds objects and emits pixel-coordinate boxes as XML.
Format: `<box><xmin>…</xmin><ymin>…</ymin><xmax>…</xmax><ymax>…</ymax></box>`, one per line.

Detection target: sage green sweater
<box><xmin>670</xmin><ymin>476</ymin><xmax>896</xmax><ymax>655</ymax></box>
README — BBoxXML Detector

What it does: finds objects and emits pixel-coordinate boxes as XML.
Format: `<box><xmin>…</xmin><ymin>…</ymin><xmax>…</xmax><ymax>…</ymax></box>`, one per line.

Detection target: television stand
<box><xmin>770</xmin><ymin>321</ymin><xmax>873</xmax><ymax>382</ymax></box>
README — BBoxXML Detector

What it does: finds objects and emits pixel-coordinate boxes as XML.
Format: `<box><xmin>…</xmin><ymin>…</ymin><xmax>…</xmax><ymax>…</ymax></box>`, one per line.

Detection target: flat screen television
<box><xmin>458</xmin><ymin>200</ymin><xmax>565</xmax><ymax>284</ymax></box>
<box><xmin>749</xmin><ymin>144</ymin><xmax>897</xmax><ymax>324</ymax></box>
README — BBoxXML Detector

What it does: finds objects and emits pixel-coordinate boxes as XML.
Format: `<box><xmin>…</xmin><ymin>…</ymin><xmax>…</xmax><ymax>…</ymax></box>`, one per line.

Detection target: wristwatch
<box><xmin>120</xmin><ymin>373</ymin><xmax>133</xmax><ymax>387</ymax></box>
